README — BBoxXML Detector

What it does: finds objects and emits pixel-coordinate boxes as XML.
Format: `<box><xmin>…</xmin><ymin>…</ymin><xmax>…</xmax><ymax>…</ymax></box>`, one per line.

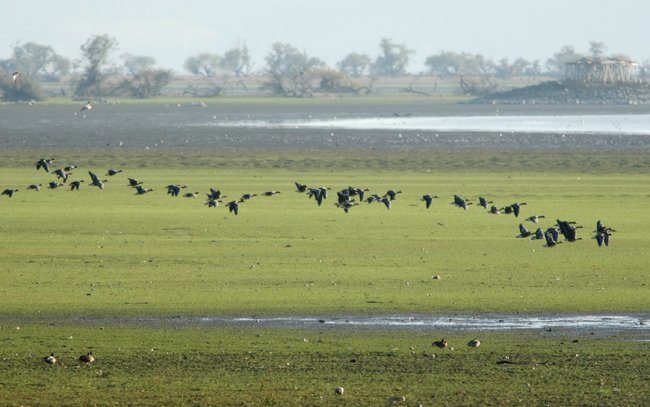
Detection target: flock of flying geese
<box><xmin>1</xmin><ymin>157</ymin><xmax>615</xmax><ymax>248</ymax></box>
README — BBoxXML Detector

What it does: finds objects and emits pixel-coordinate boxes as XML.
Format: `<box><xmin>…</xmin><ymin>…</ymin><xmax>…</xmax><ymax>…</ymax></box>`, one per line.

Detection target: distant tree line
<box><xmin>1</xmin><ymin>36</ymin><xmax>647</xmax><ymax>101</ymax></box>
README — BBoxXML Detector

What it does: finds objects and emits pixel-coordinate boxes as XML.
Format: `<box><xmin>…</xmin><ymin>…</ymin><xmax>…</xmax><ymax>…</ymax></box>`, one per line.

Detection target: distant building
<box><xmin>565</xmin><ymin>57</ymin><xmax>639</xmax><ymax>84</ymax></box>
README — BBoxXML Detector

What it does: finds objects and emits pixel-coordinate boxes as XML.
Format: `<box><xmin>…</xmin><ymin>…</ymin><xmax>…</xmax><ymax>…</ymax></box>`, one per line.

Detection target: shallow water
<box><xmin>61</xmin><ymin>314</ymin><xmax>649</xmax><ymax>334</ymax></box>
<box><xmin>272</xmin><ymin>114</ymin><xmax>650</xmax><ymax>135</ymax></box>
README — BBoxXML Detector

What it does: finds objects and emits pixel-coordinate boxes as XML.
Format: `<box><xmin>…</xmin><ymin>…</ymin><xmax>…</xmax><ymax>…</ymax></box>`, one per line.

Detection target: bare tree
<box><xmin>220</xmin><ymin>45</ymin><xmax>252</xmax><ymax>77</ymax></box>
<box><xmin>3</xmin><ymin>42</ymin><xmax>70</xmax><ymax>81</ymax></box>
<box><xmin>73</xmin><ymin>34</ymin><xmax>118</xmax><ymax>97</ymax></box>
<box><xmin>371</xmin><ymin>38</ymin><xmax>413</xmax><ymax>77</ymax></box>
<box><xmin>262</xmin><ymin>42</ymin><xmax>324</xmax><ymax>97</ymax></box>
<box><xmin>114</xmin><ymin>69</ymin><xmax>173</xmax><ymax>98</ymax></box>
<box><xmin>184</xmin><ymin>53</ymin><xmax>221</xmax><ymax>76</ymax></box>
<box><xmin>121</xmin><ymin>53</ymin><xmax>157</xmax><ymax>75</ymax></box>
<box><xmin>337</xmin><ymin>52</ymin><xmax>371</xmax><ymax>77</ymax></box>
<box><xmin>589</xmin><ymin>41</ymin><xmax>607</xmax><ymax>58</ymax></box>
<box><xmin>545</xmin><ymin>45</ymin><xmax>583</xmax><ymax>77</ymax></box>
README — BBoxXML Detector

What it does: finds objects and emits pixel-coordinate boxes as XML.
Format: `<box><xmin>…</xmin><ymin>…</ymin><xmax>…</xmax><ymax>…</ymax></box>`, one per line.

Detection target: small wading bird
<box><xmin>79</xmin><ymin>352</ymin><xmax>95</xmax><ymax>364</ymax></box>
<box><xmin>432</xmin><ymin>338</ymin><xmax>448</xmax><ymax>349</ymax></box>
<box><xmin>80</xmin><ymin>101</ymin><xmax>93</xmax><ymax>112</ymax></box>
<box><xmin>11</xmin><ymin>71</ymin><xmax>21</xmax><ymax>84</ymax></box>
<box><xmin>44</xmin><ymin>353</ymin><xmax>57</xmax><ymax>364</ymax></box>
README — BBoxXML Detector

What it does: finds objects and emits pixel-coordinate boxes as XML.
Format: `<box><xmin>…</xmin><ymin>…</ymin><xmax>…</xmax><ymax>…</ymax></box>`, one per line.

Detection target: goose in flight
<box><xmin>531</xmin><ymin>228</ymin><xmax>544</xmax><ymax>240</ymax></box>
<box><xmin>556</xmin><ymin>219</ymin><xmax>582</xmax><ymax>242</ymax></box>
<box><xmin>52</xmin><ymin>168</ymin><xmax>69</xmax><ymax>183</ymax></box>
<box><xmin>206</xmin><ymin>188</ymin><xmax>224</xmax><ymax>200</ymax></box>
<box><xmin>385</xmin><ymin>189</ymin><xmax>402</xmax><ymax>201</ymax></box>
<box><xmin>421</xmin><ymin>194</ymin><xmax>438</xmax><ymax>209</ymax></box>
<box><xmin>307</xmin><ymin>188</ymin><xmax>324</xmax><ymax>206</ymax></box>
<box><xmin>262</xmin><ymin>190</ymin><xmax>281</xmax><ymax>196</ymax></box>
<box><xmin>595</xmin><ymin>231</ymin><xmax>612</xmax><ymax>247</ymax></box>
<box><xmin>48</xmin><ymin>181</ymin><xmax>62</xmax><ymax>189</ymax></box>
<box><xmin>106</xmin><ymin>169</ymin><xmax>122</xmax><ymax>176</ymax></box>
<box><xmin>517</xmin><ymin>223</ymin><xmax>532</xmax><ymax>238</ymax></box>
<box><xmin>11</xmin><ymin>71</ymin><xmax>21</xmax><ymax>83</ymax></box>
<box><xmin>88</xmin><ymin>171</ymin><xmax>106</xmax><ymax>189</ymax></box>
<box><xmin>227</xmin><ymin>200</ymin><xmax>240</xmax><ymax>215</ymax></box>
<box><xmin>70</xmin><ymin>180</ymin><xmax>84</xmax><ymax>190</ymax></box>
<box><xmin>80</xmin><ymin>101</ymin><xmax>93</xmax><ymax>112</ymax></box>
<box><xmin>205</xmin><ymin>198</ymin><xmax>222</xmax><ymax>208</ymax></box>
<box><xmin>35</xmin><ymin>158</ymin><xmax>54</xmax><ymax>173</ymax></box>
<box><xmin>27</xmin><ymin>183</ymin><xmax>42</xmax><ymax>191</ymax></box>
<box><xmin>166</xmin><ymin>184</ymin><xmax>185</xmax><ymax>197</ymax></box>
<box><xmin>526</xmin><ymin>215</ymin><xmax>545</xmax><ymax>224</ymax></box>
<box><xmin>128</xmin><ymin>178</ymin><xmax>143</xmax><ymax>187</ymax></box>
<box><xmin>452</xmin><ymin>195</ymin><xmax>471</xmax><ymax>210</ymax></box>
<box><xmin>478</xmin><ymin>196</ymin><xmax>493</xmax><ymax>209</ymax></box>
<box><xmin>134</xmin><ymin>185</ymin><xmax>153</xmax><ymax>195</ymax></box>
<box><xmin>335</xmin><ymin>201</ymin><xmax>358</xmax><ymax>213</ymax></box>
<box><xmin>544</xmin><ymin>228</ymin><xmax>561</xmax><ymax>247</ymax></box>
<box><xmin>1</xmin><ymin>188</ymin><xmax>19</xmax><ymax>197</ymax></box>
<box><xmin>294</xmin><ymin>182</ymin><xmax>308</xmax><ymax>193</ymax></box>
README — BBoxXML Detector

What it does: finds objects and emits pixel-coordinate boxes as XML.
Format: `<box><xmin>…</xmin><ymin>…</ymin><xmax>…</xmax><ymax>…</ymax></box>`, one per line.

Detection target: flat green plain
<box><xmin>1</xmin><ymin>103</ymin><xmax>649</xmax><ymax>405</ymax></box>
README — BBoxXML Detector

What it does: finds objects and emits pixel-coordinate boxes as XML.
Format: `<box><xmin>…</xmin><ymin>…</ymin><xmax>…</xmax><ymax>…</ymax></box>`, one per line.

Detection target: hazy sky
<box><xmin>3</xmin><ymin>0</ymin><xmax>648</xmax><ymax>73</ymax></box>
